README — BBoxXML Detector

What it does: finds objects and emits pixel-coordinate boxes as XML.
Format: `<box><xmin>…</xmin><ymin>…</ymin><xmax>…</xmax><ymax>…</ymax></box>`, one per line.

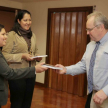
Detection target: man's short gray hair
<box><xmin>87</xmin><ymin>11</ymin><xmax>108</xmax><ymax>29</ymax></box>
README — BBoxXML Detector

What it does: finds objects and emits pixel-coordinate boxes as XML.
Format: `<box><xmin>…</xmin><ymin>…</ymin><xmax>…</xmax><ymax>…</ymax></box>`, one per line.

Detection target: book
<box><xmin>42</xmin><ymin>64</ymin><xmax>63</xmax><ymax>70</ymax></box>
<box><xmin>32</xmin><ymin>55</ymin><xmax>48</xmax><ymax>58</ymax></box>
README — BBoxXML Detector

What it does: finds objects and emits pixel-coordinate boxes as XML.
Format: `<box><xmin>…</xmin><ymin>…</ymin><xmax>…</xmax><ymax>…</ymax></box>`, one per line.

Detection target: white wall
<box><xmin>0</xmin><ymin>0</ymin><xmax>22</xmax><ymax>9</ymax></box>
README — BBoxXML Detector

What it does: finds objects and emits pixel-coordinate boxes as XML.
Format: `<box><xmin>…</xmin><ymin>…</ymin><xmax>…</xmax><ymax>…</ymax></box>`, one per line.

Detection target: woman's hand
<box><xmin>22</xmin><ymin>53</ymin><xmax>33</xmax><ymax>61</ymax></box>
<box><xmin>35</xmin><ymin>62</ymin><xmax>48</xmax><ymax>73</ymax></box>
<box><xmin>34</xmin><ymin>54</ymin><xmax>42</xmax><ymax>62</ymax></box>
<box><xmin>35</xmin><ymin>57</ymin><xmax>42</xmax><ymax>62</ymax></box>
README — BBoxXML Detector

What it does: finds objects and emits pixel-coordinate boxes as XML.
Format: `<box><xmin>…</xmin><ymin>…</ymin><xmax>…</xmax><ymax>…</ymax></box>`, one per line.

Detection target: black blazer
<box><xmin>0</xmin><ymin>51</ymin><xmax>35</xmax><ymax>105</ymax></box>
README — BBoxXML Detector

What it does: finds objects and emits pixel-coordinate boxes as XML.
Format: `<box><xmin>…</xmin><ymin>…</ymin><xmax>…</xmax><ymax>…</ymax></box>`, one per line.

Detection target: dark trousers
<box><xmin>8</xmin><ymin>76</ymin><xmax>36</xmax><ymax>108</ymax></box>
<box><xmin>85</xmin><ymin>92</ymin><xmax>93</xmax><ymax>108</ymax></box>
<box><xmin>0</xmin><ymin>105</ymin><xmax>1</xmax><ymax>108</ymax></box>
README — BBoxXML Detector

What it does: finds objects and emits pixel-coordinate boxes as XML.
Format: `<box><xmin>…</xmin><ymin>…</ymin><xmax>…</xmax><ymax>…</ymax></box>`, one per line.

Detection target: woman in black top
<box><xmin>0</xmin><ymin>24</ymin><xmax>47</xmax><ymax>108</ymax></box>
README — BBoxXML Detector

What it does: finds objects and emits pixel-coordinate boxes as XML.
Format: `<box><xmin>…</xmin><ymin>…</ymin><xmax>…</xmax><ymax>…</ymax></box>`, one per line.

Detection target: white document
<box><xmin>42</xmin><ymin>64</ymin><xmax>63</xmax><ymax>70</ymax></box>
<box><xmin>32</xmin><ymin>55</ymin><xmax>48</xmax><ymax>58</ymax></box>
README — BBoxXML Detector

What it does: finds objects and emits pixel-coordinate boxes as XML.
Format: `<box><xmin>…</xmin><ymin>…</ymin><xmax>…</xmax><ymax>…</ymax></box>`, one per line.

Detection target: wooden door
<box><xmin>45</xmin><ymin>7</ymin><xmax>93</xmax><ymax>96</ymax></box>
<box><xmin>0</xmin><ymin>6</ymin><xmax>19</xmax><ymax>32</ymax></box>
<box><xmin>0</xmin><ymin>10</ymin><xmax>15</xmax><ymax>32</ymax></box>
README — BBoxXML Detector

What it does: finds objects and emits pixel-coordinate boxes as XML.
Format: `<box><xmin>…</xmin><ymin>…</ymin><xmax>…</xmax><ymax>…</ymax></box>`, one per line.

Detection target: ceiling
<box><xmin>9</xmin><ymin>0</ymin><xmax>59</xmax><ymax>3</ymax></box>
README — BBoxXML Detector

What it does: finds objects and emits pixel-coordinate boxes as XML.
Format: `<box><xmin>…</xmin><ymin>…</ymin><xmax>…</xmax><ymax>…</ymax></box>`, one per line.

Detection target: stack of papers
<box><xmin>32</xmin><ymin>55</ymin><xmax>48</xmax><ymax>58</ymax></box>
<box><xmin>42</xmin><ymin>64</ymin><xmax>63</xmax><ymax>70</ymax></box>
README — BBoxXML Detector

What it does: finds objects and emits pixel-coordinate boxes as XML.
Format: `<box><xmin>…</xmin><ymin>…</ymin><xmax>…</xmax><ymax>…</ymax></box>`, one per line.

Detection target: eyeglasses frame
<box><xmin>86</xmin><ymin>24</ymin><xmax>101</xmax><ymax>32</ymax></box>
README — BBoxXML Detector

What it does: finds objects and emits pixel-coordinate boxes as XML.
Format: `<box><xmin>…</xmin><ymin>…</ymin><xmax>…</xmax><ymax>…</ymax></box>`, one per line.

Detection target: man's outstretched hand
<box><xmin>55</xmin><ymin>64</ymin><xmax>67</xmax><ymax>74</ymax></box>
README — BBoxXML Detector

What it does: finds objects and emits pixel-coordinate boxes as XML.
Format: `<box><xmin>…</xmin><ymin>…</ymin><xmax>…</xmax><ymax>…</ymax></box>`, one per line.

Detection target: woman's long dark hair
<box><xmin>0</xmin><ymin>24</ymin><xmax>4</xmax><ymax>31</ymax></box>
<box><xmin>0</xmin><ymin>24</ymin><xmax>4</xmax><ymax>50</ymax></box>
<box><xmin>11</xmin><ymin>10</ymin><xmax>32</xmax><ymax>39</ymax></box>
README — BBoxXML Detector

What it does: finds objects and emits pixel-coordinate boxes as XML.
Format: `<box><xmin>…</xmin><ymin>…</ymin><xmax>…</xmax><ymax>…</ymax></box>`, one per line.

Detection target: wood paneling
<box><xmin>45</xmin><ymin>7</ymin><xmax>93</xmax><ymax>97</ymax></box>
<box><xmin>67</xmin><ymin>12</ymin><xmax>77</xmax><ymax>94</ymax></box>
<box><xmin>57</xmin><ymin>13</ymin><xmax>65</xmax><ymax>91</ymax></box>
<box><xmin>51</xmin><ymin>13</ymin><xmax>60</xmax><ymax>89</ymax></box>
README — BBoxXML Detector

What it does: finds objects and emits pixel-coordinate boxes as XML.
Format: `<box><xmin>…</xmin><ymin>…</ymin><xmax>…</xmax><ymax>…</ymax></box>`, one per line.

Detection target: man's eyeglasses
<box><xmin>86</xmin><ymin>24</ymin><xmax>100</xmax><ymax>32</ymax></box>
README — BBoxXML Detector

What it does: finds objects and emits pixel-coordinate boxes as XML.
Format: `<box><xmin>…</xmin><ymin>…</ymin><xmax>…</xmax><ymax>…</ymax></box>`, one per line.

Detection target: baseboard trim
<box><xmin>35</xmin><ymin>82</ymin><xmax>45</xmax><ymax>87</ymax></box>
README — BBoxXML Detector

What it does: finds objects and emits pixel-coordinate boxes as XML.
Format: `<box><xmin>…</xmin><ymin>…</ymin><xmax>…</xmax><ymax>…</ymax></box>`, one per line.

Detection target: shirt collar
<box><xmin>99</xmin><ymin>32</ymin><xmax>108</xmax><ymax>45</ymax></box>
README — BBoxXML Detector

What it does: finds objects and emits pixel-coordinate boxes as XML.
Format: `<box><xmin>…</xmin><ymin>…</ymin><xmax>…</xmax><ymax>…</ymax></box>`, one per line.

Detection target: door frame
<box><xmin>0</xmin><ymin>6</ymin><xmax>20</xmax><ymax>50</ymax></box>
<box><xmin>45</xmin><ymin>6</ymin><xmax>93</xmax><ymax>87</ymax></box>
<box><xmin>0</xmin><ymin>6</ymin><xmax>20</xmax><ymax>13</ymax></box>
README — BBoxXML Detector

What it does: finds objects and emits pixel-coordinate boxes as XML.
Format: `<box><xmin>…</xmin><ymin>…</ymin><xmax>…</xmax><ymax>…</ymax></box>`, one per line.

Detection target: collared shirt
<box><xmin>66</xmin><ymin>32</ymin><xmax>108</xmax><ymax>96</ymax></box>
